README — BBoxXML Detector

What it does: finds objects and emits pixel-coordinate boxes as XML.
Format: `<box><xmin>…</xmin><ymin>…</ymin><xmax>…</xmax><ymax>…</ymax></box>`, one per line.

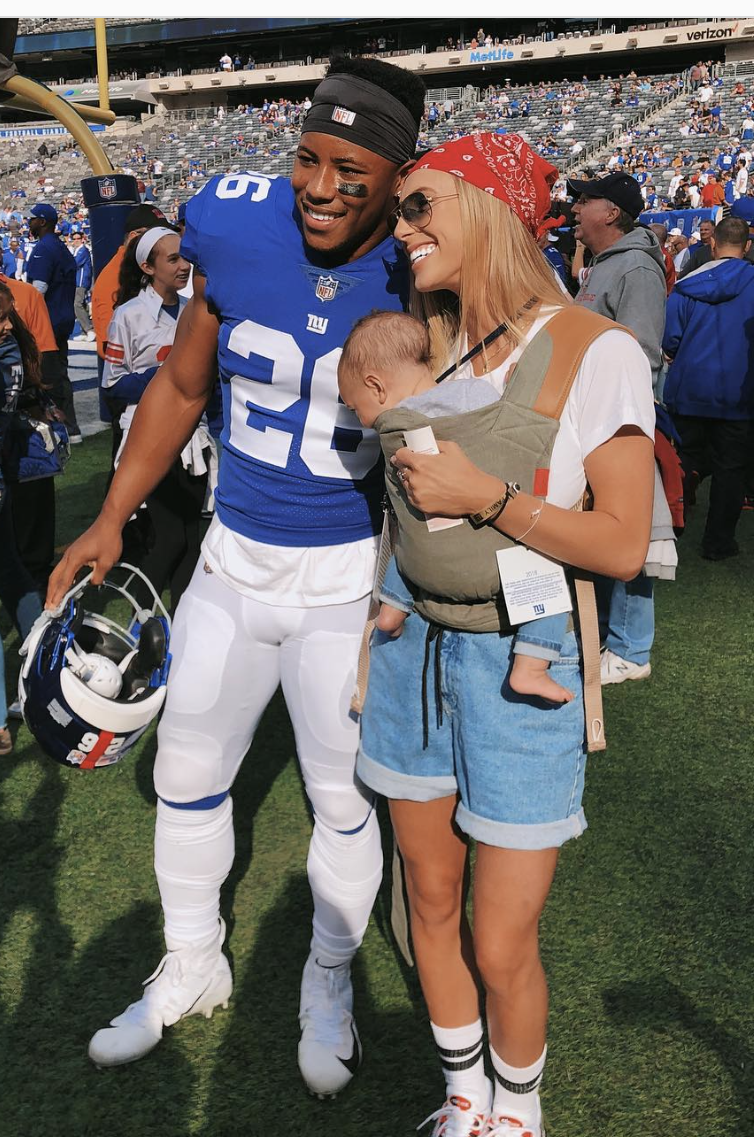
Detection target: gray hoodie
<box><xmin>575</xmin><ymin>226</ymin><xmax>667</xmax><ymax>386</ymax></box>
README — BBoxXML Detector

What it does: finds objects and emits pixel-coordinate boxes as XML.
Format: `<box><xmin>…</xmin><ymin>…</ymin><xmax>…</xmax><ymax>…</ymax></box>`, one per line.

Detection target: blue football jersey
<box><xmin>181</xmin><ymin>174</ymin><xmax>408</xmax><ymax>547</ymax></box>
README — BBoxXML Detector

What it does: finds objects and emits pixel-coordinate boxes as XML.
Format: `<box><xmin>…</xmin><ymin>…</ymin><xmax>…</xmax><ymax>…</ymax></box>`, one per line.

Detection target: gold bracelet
<box><xmin>516</xmin><ymin>501</ymin><xmax>544</xmax><ymax>544</ymax></box>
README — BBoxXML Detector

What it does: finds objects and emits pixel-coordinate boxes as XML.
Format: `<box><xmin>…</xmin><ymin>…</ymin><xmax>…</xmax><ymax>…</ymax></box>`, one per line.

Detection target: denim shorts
<box><xmin>357</xmin><ymin>614</ymin><xmax>588</xmax><ymax>851</ymax></box>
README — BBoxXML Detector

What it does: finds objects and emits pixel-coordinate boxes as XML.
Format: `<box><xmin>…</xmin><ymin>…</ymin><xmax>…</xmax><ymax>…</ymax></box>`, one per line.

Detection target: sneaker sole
<box><xmin>601</xmin><ymin>665</ymin><xmax>651</xmax><ymax>685</ymax></box>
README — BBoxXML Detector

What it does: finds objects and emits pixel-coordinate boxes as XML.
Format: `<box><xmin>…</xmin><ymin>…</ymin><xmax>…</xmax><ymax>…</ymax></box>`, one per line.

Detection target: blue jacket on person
<box><xmin>663</xmin><ymin>257</ymin><xmax>754</xmax><ymax>420</ymax></box>
<box><xmin>25</xmin><ymin>232</ymin><xmax>76</xmax><ymax>339</ymax></box>
<box><xmin>74</xmin><ymin>243</ymin><xmax>92</xmax><ymax>290</ymax></box>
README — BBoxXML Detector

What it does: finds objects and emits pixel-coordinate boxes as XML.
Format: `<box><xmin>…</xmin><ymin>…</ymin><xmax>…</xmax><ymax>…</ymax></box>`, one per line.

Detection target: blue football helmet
<box><xmin>19</xmin><ymin>563</ymin><xmax>172</xmax><ymax>769</ymax></box>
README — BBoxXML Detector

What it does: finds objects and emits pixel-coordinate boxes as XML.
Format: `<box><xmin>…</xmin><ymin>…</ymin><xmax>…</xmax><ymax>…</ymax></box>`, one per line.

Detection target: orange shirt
<box><xmin>91</xmin><ymin>245</ymin><xmax>125</xmax><ymax>358</ymax></box>
<box><xmin>0</xmin><ymin>271</ymin><xmax>57</xmax><ymax>353</ymax></box>
<box><xmin>700</xmin><ymin>181</ymin><xmax>725</xmax><ymax>208</ymax></box>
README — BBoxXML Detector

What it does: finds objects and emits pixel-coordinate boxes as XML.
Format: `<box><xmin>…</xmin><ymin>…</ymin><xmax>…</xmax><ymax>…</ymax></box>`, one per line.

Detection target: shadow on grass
<box><xmin>604</xmin><ymin>977</ymin><xmax>753</xmax><ymax>1131</ymax></box>
<box><xmin>198</xmin><ymin>871</ymin><xmax>433</xmax><ymax>1137</ymax></box>
<box><xmin>0</xmin><ymin>731</ymin><xmax>196</xmax><ymax>1137</ymax></box>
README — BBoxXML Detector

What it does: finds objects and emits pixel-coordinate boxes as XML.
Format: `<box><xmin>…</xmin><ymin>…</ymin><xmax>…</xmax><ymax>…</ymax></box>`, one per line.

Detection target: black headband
<box><xmin>301</xmin><ymin>73</ymin><xmax>418</xmax><ymax>166</ymax></box>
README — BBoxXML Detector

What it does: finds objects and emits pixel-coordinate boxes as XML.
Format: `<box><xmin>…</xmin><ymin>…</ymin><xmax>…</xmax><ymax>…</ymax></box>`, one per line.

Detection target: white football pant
<box><xmin>153</xmin><ymin>562</ymin><xmax>382</xmax><ymax>961</ymax></box>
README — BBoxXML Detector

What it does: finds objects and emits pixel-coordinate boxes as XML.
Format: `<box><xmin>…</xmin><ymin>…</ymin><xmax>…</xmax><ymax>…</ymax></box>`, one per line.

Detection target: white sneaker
<box><xmin>68</xmin><ymin>432</ymin><xmax>83</xmax><ymax>445</ymax></box>
<box><xmin>8</xmin><ymin>700</ymin><xmax>22</xmax><ymax>720</ymax></box>
<box><xmin>600</xmin><ymin>648</ymin><xmax>651</xmax><ymax>686</ymax></box>
<box><xmin>86</xmin><ymin>329</ymin><xmax>96</xmax><ymax>341</ymax></box>
<box><xmin>298</xmin><ymin>953</ymin><xmax>361</xmax><ymax>1098</ymax></box>
<box><xmin>88</xmin><ymin>920</ymin><xmax>231</xmax><ymax>1068</ymax></box>
<box><xmin>486</xmin><ymin>1105</ymin><xmax>545</xmax><ymax>1136</ymax></box>
<box><xmin>418</xmin><ymin>1084</ymin><xmax>492</xmax><ymax>1136</ymax></box>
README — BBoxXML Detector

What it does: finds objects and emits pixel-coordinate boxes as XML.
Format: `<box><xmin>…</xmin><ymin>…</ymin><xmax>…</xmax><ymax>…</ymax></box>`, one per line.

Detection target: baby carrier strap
<box><xmin>531</xmin><ymin>304</ymin><xmax>621</xmax><ymax>420</ymax></box>
<box><xmin>526</xmin><ymin>305</ymin><xmax>619</xmax><ymax>754</ymax></box>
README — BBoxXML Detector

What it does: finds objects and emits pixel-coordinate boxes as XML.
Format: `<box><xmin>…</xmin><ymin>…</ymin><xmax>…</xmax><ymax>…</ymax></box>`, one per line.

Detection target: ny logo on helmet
<box><xmin>315</xmin><ymin>274</ymin><xmax>339</xmax><ymax>302</ymax></box>
<box><xmin>98</xmin><ymin>177</ymin><xmax>117</xmax><ymax>200</ymax></box>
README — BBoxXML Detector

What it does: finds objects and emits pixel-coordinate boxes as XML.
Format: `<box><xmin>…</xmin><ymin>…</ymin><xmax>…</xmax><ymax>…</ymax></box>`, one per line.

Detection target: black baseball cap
<box><xmin>124</xmin><ymin>204</ymin><xmax>175</xmax><ymax>234</ymax></box>
<box><xmin>566</xmin><ymin>171</ymin><xmax>645</xmax><ymax>220</ymax></box>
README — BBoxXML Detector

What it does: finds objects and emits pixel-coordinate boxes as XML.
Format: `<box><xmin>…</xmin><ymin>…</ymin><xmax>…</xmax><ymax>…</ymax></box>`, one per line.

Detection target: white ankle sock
<box><xmin>490</xmin><ymin>1043</ymin><xmax>546</xmax><ymax>1121</ymax></box>
<box><xmin>431</xmin><ymin>1019</ymin><xmax>489</xmax><ymax>1103</ymax></box>
<box><xmin>155</xmin><ymin>797</ymin><xmax>235</xmax><ymax>950</ymax></box>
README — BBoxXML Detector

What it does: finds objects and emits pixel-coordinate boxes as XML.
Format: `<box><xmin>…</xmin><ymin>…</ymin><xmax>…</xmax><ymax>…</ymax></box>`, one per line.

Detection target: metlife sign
<box><xmin>468</xmin><ymin>47</ymin><xmax>516</xmax><ymax>64</ymax></box>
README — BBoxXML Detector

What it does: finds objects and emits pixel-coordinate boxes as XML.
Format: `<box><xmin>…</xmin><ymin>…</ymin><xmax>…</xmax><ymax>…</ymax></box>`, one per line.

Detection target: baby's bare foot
<box><xmin>377</xmin><ymin>603</ymin><xmax>408</xmax><ymax>638</ymax></box>
<box><xmin>509</xmin><ymin>661</ymin><xmax>574</xmax><ymax>703</ymax></box>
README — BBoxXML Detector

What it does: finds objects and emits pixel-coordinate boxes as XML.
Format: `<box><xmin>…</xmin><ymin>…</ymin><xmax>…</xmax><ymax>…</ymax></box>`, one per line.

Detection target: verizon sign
<box><xmin>686</xmin><ymin>22</ymin><xmax>739</xmax><ymax>42</ymax></box>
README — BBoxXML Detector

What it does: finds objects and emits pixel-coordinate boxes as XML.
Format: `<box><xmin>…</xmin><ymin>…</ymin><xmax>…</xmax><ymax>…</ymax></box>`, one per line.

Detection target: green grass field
<box><xmin>1</xmin><ymin>432</ymin><xmax>752</xmax><ymax>1137</ymax></box>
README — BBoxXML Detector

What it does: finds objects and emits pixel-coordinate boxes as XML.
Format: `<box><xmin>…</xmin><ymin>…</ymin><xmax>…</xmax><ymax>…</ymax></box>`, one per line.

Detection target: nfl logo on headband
<box><xmin>332</xmin><ymin>106</ymin><xmax>356</xmax><ymax>127</ymax></box>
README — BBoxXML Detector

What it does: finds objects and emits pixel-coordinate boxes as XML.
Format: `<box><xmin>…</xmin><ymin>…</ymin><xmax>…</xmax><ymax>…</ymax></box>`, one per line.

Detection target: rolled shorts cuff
<box><xmin>513</xmin><ymin>639</ymin><xmax>562</xmax><ymax>662</ymax></box>
<box><xmin>455</xmin><ymin>803</ymin><xmax>588</xmax><ymax>850</ymax></box>
<box><xmin>357</xmin><ymin>749</ymin><xmax>457</xmax><ymax>803</ymax></box>
<box><xmin>378</xmin><ymin>588</ymin><xmax>414</xmax><ymax>615</ymax></box>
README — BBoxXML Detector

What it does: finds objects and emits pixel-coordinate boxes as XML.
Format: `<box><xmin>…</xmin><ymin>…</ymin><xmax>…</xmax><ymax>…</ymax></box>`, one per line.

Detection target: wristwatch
<box><xmin>469</xmin><ymin>482</ymin><xmax>521</xmax><ymax>528</ymax></box>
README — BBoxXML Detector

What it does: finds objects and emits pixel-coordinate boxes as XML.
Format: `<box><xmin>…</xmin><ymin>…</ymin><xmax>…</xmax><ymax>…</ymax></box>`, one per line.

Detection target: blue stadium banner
<box><xmin>0</xmin><ymin>125</ymin><xmax>105</xmax><ymax>137</ymax></box>
<box><xmin>640</xmin><ymin>207</ymin><xmax>720</xmax><ymax>236</ymax></box>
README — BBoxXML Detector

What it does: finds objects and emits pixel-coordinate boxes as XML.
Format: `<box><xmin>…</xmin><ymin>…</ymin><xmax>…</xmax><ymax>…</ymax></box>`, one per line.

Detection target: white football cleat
<box><xmin>600</xmin><ymin>648</ymin><xmax>651</xmax><ymax>686</ymax></box>
<box><xmin>297</xmin><ymin>952</ymin><xmax>362</xmax><ymax>1098</ymax></box>
<box><xmin>88</xmin><ymin>919</ymin><xmax>231</xmax><ymax>1068</ymax></box>
<box><xmin>418</xmin><ymin>1084</ymin><xmax>492</xmax><ymax>1136</ymax></box>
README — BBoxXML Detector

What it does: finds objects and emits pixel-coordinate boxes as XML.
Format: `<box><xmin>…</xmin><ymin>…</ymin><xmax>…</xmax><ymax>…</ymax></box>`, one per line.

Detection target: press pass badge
<box><xmin>403</xmin><ymin>426</ymin><xmax>463</xmax><ymax>533</ymax></box>
<box><xmin>496</xmin><ymin>546</ymin><xmax>572</xmax><ymax>625</ymax></box>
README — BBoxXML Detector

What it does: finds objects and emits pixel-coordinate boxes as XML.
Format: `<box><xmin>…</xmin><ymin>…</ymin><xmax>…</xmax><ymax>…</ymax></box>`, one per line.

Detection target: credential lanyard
<box><xmin>434</xmin><ymin>321</ymin><xmax>509</xmax><ymax>385</ymax></box>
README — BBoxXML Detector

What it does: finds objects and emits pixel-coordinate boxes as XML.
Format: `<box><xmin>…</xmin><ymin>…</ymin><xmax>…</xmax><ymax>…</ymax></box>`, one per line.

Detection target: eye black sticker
<box><xmin>338</xmin><ymin>182</ymin><xmax>368</xmax><ymax>198</ymax></box>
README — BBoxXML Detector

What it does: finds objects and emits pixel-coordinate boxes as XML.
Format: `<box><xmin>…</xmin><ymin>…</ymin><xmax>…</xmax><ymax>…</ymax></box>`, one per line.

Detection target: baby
<box><xmin>337</xmin><ymin>310</ymin><xmax>573</xmax><ymax>705</ymax></box>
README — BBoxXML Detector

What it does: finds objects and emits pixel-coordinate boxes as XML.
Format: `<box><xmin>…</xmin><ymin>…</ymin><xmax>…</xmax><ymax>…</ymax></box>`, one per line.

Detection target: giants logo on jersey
<box><xmin>306</xmin><ymin>314</ymin><xmax>329</xmax><ymax>335</ymax></box>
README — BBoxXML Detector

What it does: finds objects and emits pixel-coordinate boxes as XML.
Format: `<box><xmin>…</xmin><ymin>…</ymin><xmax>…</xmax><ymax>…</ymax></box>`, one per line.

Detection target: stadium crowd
<box><xmin>1</xmin><ymin>47</ymin><xmax>752</xmax><ymax>1137</ymax></box>
<box><xmin>2</xmin><ymin>61</ymin><xmax>753</xmax><ymax>753</ymax></box>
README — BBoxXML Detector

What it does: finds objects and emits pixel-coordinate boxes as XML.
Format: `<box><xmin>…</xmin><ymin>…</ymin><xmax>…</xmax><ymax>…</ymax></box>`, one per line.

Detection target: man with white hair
<box><xmin>668</xmin><ymin>227</ymin><xmax>691</xmax><ymax>275</ymax></box>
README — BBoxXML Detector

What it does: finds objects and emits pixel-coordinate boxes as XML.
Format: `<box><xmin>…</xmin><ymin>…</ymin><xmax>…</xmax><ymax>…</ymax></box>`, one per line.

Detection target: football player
<box><xmin>47</xmin><ymin>56</ymin><xmax>425</xmax><ymax>1096</ymax></box>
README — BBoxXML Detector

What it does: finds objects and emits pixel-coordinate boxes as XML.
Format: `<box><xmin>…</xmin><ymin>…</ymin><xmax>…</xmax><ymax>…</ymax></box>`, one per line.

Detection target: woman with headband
<box><xmin>102</xmin><ymin>226</ymin><xmax>215</xmax><ymax>612</ymax></box>
<box><xmin>357</xmin><ymin>134</ymin><xmax>655</xmax><ymax>1137</ymax></box>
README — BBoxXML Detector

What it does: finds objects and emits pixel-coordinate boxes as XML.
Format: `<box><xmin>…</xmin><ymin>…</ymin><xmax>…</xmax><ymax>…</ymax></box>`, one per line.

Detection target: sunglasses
<box><xmin>387</xmin><ymin>191</ymin><xmax>459</xmax><ymax>236</ymax></box>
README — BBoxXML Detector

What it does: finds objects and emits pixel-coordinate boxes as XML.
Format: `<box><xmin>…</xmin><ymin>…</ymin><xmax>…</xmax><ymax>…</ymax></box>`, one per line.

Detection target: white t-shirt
<box><xmin>204</xmin><ymin>307</ymin><xmax>654</xmax><ymax>608</ymax></box>
<box><xmin>454</xmin><ymin>308</ymin><xmax>655</xmax><ymax>510</ymax></box>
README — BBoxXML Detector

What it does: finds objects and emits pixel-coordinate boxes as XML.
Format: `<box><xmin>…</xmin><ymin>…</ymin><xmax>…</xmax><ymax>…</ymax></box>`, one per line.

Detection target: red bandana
<box><xmin>413</xmin><ymin>132</ymin><xmax>559</xmax><ymax>238</ymax></box>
